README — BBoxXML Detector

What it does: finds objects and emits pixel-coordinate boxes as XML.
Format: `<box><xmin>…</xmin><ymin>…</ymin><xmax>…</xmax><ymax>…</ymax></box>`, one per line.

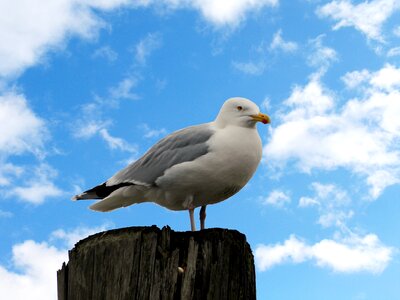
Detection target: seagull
<box><xmin>73</xmin><ymin>97</ymin><xmax>270</xmax><ymax>231</ymax></box>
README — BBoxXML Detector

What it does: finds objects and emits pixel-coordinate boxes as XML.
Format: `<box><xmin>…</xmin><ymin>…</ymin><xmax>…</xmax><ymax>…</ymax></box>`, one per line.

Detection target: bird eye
<box><xmin>237</xmin><ymin>106</ymin><xmax>243</xmax><ymax>111</ymax></box>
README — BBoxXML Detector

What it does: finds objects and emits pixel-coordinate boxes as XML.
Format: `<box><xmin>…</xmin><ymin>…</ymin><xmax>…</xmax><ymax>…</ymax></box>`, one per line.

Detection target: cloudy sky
<box><xmin>1</xmin><ymin>0</ymin><xmax>400</xmax><ymax>299</ymax></box>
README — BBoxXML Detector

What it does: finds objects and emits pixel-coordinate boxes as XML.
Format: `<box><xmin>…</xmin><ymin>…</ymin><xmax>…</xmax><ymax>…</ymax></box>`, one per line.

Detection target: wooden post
<box><xmin>57</xmin><ymin>226</ymin><xmax>256</xmax><ymax>300</ymax></box>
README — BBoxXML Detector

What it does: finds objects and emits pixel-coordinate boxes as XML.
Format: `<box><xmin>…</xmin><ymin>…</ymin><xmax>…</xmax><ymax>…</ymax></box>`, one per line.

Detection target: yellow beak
<box><xmin>251</xmin><ymin>112</ymin><xmax>271</xmax><ymax>124</ymax></box>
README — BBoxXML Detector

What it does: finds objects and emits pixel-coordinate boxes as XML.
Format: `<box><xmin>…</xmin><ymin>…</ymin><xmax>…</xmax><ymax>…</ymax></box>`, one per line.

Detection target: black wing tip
<box><xmin>74</xmin><ymin>182</ymin><xmax>136</xmax><ymax>200</ymax></box>
<box><xmin>71</xmin><ymin>192</ymin><xmax>98</xmax><ymax>201</ymax></box>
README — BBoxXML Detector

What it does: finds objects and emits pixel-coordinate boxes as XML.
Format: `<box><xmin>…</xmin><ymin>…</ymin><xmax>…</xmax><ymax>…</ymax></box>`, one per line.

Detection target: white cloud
<box><xmin>51</xmin><ymin>223</ymin><xmax>111</xmax><ymax>248</ymax></box>
<box><xmin>316</xmin><ymin>0</ymin><xmax>400</xmax><ymax>41</ymax></box>
<box><xmin>369</xmin><ymin>64</ymin><xmax>400</xmax><ymax>91</ymax></box>
<box><xmin>0</xmin><ymin>0</ymin><xmax>136</xmax><ymax>78</ymax></box>
<box><xmin>367</xmin><ymin>170</ymin><xmax>400</xmax><ymax>199</ymax></box>
<box><xmin>0</xmin><ymin>163</ymin><xmax>24</xmax><ymax>186</ymax></box>
<box><xmin>0</xmin><ymin>93</ymin><xmax>62</xmax><ymax>203</ymax></box>
<box><xmin>307</xmin><ymin>35</ymin><xmax>338</xmax><ymax>72</ymax></box>
<box><xmin>0</xmin><ymin>92</ymin><xmax>47</xmax><ymax>157</ymax></box>
<box><xmin>299</xmin><ymin>182</ymin><xmax>352</xmax><ymax>228</ymax></box>
<box><xmin>318</xmin><ymin>210</ymin><xmax>354</xmax><ymax>228</ymax></box>
<box><xmin>139</xmin><ymin>123</ymin><xmax>167</xmax><ymax>139</ymax></box>
<box><xmin>109</xmin><ymin>77</ymin><xmax>139</xmax><ymax>101</ymax></box>
<box><xmin>72</xmin><ymin>93</ymin><xmax>139</xmax><ymax>161</ymax></box>
<box><xmin>9</xmin><ymin>182</ymin><xmax>63</xmax><ymax>205</ymax></box>
<box><xmin>73</xmin><ymin>119</ymin><xmax>110</xmax><ymax>139</ymax></box>
<box><xmin>0</xmin><ymin>0</ymin><xmax>279</xmax><ymax>79</ymax></box>
<box><xmin>92</xmin><ymin>45</ymin><xmax>118</xmax><ymax>62</ymax></box>
<box><xmin>263</xmin><ymin>190</ymin><xmax>290</xmax><ymax>208</ymax></box>
<box><xmin>342</xmin><ymin>64</ymin><xmax>400</xmax><ymax>92</ymax></box>
<box><xmin>255</xmin><ymin>232</ymin><xmax>393</xmax><ymax>273</ymax></box>
<box><xmin>82</xmin><ymin>0</ymin><xmax>136</xmax><ymax>11</ymax></box>
<box><xmin>311</xmin><ymin>233</ymin><xmax>393</xmax><ymax>273</ymax></box>
<box><xmin>255</xmin><ymin>235</ymin><xmax>310</xmax><ymax>270</ymax></box>
<box><xmin>270</xmin><ymin>30</ymin><xmax>298</xmax><ymax>53</ymax></box>
<box><xmin>393</xmin><ymin>25</ymin><xmax>400</xmax><ymax>37</ymax></box>
<box><xmin>7</xmin><ymin>164</ymin><xmax>63</xmax><ymax>205</ymax></box>
<box><xmin>387</xmin><ymin>47</ymin><xmax>400</xmax><ymax>57</ymax></box>
<box><xmin>131</xmin><ymin>0</ymin><xmax>279</xmax><ymax>28</ymax></box>
<box><xmin>75</xmin><ymin>122</ymin><xmax>139</xmax><ymax>155</ymax></box>
<box><xmin>0</xmin><ymin>92</ymin><xmax>65</xmax><ymax>207</ymax></box>
<box><xmin>232</xmin><ymin>61</ymin><xmax>266</xmax><ymax>75</ymax></box>
<box><xmin>341</xmin><ymin>69</ymin><xmax>370</xmax><ymax>89</ymax></box>
<box><xmin>279</xmin><ymin>76</ymin><xmax>335</xmax><ymax>119</ymax></box>
<box><xmin>264</xmin><ymin>65</ymin><xmax>400</xmax><ymax>198</ymax></box>
<box><xmin>187</xmin><ymin>0</ymin><xmax>279</xmax><ymax>28</ymax></box>
<box><xmin>0</xmin><ymin>209</ymin><xmax>13</xmax><ymax>218</ymax></box>
<box><xmin>72</xmin><ymin>98</ymin><xmax>112</xmax><ymax>140</ymax></box>
<box><xmin>261</xmin><ymin>97</ymin><xmax>271</xmax><ymax>111</ymax></box>
<box><xmin>0</xmin><ymin>240</ymin><xmax>67</xmax><ymax>300</ymax></box>
<box><xmin>99</xmin><ymin>128</ymin><xmax>138</xmax><ymax>154</ymax></box>
<box><xmin>135</xmin><ymin>33</ymin><xmax>162</xmax><ymax>65</ymax></box>
<box><xmin>0</xmin><ymin>224</ymin><xmax>110</xmax><ymax>300</ymax></box>
<box><xmin>298</xmin><ymin>196</ymin><xmax>319</xmax><ymax>207</ymax></box>
<box><xmin>307</xmin><ymin>182</ymin><xmax>350</xmax><ymax>206</ymax></box>
<box><xmin>73</xmin><ymin>41</ymin><xmax>141</xmax><ymax>146</ymax></box>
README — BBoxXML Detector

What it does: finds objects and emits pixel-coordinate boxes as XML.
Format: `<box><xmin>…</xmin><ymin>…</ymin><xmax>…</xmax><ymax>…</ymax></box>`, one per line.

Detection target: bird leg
<box><xmin>200</xmin><ymin>205</ymin><xmax>207</xmax><ymax>230</ymax></box>
<box><xmin>189</xmin><ymin>208</ymin><xmax>196</xmax><ymax>231</ymax></box>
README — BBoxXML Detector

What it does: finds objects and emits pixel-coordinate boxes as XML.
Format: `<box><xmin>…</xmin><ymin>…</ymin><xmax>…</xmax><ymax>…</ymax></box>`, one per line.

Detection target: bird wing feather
<box><xmin>106</xmin><ymin>123</ymin><xmax>214</xmax><ymax>186</ymax></box>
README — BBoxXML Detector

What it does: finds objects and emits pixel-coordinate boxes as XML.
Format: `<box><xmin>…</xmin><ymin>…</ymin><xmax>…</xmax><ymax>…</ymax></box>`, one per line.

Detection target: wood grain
<box><xmin>57</xmin><ymin>226</ymin><xmax>256</xmax><ymax>300</ymax></box>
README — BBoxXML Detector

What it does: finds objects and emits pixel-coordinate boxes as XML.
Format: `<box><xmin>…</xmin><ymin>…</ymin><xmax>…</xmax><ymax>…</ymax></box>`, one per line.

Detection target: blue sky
<box><xmin>1</xmin><ymin>0</ymin><xmax>400</xmax><ymax>299</ymax></box>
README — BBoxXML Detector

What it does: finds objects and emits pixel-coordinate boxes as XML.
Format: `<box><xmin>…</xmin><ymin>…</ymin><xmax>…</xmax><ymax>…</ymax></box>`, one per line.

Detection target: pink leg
<box><xmin>189</xmin><ymin>208</ymin><xmax>196</xmax><ymax>231</ymax></box>
<box><xmin>200</xmin><ymin>205</ymin><xmax>206</xmax><ymax>230</ymax></box>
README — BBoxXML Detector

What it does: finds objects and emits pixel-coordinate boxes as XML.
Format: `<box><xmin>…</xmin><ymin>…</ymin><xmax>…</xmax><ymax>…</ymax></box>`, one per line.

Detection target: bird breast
<box><xmin>207</xmin><ymin>125</ymin><xmax>262</xmax><ymax>185</ymax></box>
<box><xmin>154</xmin><ymin>125</ymin><xmax>262</xmax><ymax>208</ymax></box>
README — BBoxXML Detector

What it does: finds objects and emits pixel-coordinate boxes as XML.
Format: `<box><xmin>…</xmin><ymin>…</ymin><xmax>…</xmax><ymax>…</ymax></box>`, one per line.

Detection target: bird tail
<box><xmin>71</xmin><ymin>182</ymin><xmax>135</xmax><ymax>201</ymax></box>
<box><xmin>73</xmin><ymin>182</ymin><xmax>146</xmax><ymax>212</ymax></box>
<box><xmin>89</xmin><ymin>191</ymin><xmax>141</xmax><ymax>212</ymax></box>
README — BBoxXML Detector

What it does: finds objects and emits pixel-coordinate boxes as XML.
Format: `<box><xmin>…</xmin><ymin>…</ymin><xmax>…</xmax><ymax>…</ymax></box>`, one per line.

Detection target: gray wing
<box><xmin>106</xmin><ymin>123</ymin><xmax>214</xmax><ymax>186</ymax></box>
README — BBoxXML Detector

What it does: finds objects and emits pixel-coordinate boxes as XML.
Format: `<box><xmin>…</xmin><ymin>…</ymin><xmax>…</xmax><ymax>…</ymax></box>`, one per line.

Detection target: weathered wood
<box><xmin>57</xmin><ymin>226</ymin><xmax>256</xmax><ymax>300</ymax></box>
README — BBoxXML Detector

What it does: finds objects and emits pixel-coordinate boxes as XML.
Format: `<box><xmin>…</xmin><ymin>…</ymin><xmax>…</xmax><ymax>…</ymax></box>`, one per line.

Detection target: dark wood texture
<box><xmin>57</xmin><ymin>226</ymin><xmax>256</xmax><ymax>300</ymax></box>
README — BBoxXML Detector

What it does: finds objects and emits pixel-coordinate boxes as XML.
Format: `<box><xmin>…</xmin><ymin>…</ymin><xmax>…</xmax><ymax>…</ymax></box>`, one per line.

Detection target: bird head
<box><xmin>215</xmin><ymin>97</ymin><xmax>271</xmax><ymax>128</ymax></box>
